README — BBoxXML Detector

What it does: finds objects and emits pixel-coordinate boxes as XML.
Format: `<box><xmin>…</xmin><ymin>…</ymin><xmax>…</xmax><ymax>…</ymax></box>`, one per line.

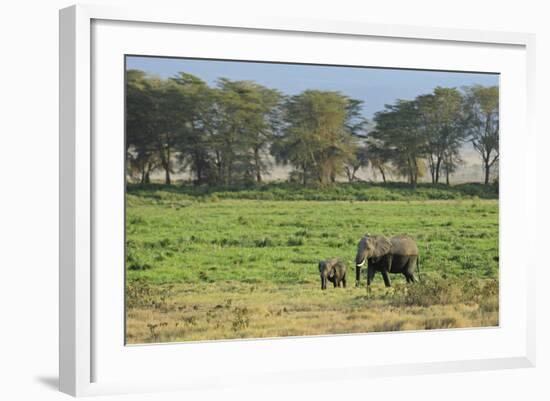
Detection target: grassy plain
<box><xmin>125</xmin><ymin>183</ymin><xmax>499</xmax><ymax>344</ymax></box>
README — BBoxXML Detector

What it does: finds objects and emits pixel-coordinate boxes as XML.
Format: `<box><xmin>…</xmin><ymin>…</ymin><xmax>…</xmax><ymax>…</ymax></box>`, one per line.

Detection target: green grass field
<box><xmin>125</xmin><ymin>183</ymin><xmax>499</xmax><ymax>344</ymax></box>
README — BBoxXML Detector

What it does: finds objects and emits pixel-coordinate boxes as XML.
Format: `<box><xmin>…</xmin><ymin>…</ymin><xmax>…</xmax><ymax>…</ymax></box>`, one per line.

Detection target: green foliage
<box><xmin>126</xmin><ymin>68</ymin><xmax>498</xmax><ymax>188</ymax></box>
<box><xmin>271</xmin><ymin>90</ymin><xmax>364</xmax><ymax>186</ymax></box>
<box><xmin>463</xmin><ymin>85</ymin><xmax>500</xmax><ymax>184</ymax></box>
<box><xmin>370</xmin><ymin>99</ymin><xmax>426</xmax><ymax>186</ymax></box>
<box><xmin>126</xmin><ymin>71</ymin><xmax>282</xmax><ymax>186</ymax></box>
<box><xmin>127</xmin><ymin>181</ymin><xmax>498</xmax><ymax>203</ymax></box>
<box><xmin>210</xmin><ymin>79</ymin><xmax>282</xmax><ymax>185</ymax></box>
<box><xmin>417</xmin><ymin>87</ymin><xmax>467</xmax><ymax>184</ymax></box>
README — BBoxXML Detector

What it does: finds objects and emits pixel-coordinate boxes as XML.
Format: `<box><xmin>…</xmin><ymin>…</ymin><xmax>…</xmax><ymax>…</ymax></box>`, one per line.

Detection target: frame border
<box><xmin>59</xmin><ymin>4</ymin><xmax>536</xmax><ymax>396</ymax></box>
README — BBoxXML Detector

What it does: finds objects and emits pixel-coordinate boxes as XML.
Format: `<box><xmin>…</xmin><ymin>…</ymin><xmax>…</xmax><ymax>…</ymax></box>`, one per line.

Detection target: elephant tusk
<box><xmin>356</xmin><ymin>259</ymin><xmax>366</xmax><ymax>267</ymax></box>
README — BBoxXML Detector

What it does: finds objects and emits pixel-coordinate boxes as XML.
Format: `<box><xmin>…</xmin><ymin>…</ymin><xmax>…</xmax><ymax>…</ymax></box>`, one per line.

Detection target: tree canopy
<box><xmin>271</xmin><ymin>90</ymin><xmax>364</xmax><ymax>186</ymax></box>
<box><xmin>125</xmin><ymin>69</ymin><xmax>499</xmax><ymax>187</ymax></box>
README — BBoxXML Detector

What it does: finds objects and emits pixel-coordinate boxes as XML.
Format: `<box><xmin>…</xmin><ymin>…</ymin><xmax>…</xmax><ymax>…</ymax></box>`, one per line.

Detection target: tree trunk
<box><xmin>411</xmin><ymin>156</ymin><xmax>418</xmax><ymax>189</ymax></box>
<box><xmin>140</xmin><ymin>169</ymin><xmax>146</xmax><ymax>184</ymax></box>
<box><xmin>428</xmin><ymin>155</ymin><xmax>436</xmax><ymax>184</ymax></box>
<box><xmin>484</xmin><ymin>159</ymin><xmax>490</xmax><ymax>185</ymax></box>
<box><xmin>379</xmin><ymin>166</ymin><xmax>386</xmax><ymax>183</ymax></box>
<box><xmin>435</xmin><ymin>156</ymin><xmax>442</xmax><ymax>184</ymax></box>
<box><xmin>215</xmin><ymin>151</ymin><xmax>223</xmax><ymax>185</ymax></box>
<box><xmin>254</xmin><ymin>147</ymin><xmax>262</xmax><ymax>183</ymax></box>
<box><xmin>144</xmin><ymin>162</ymin><xmax>152</xmax><ymax>184</ymax></box>
<box><xmin>193</xmin><ymin>153</ymin><xmax>202</xmax><ymax>185</ymax></box>
<box><xmin>407</xmin><ymin>156</ymin><xmax>414</xmax><ymax>185</ymax></box>
<box><xmin>345</xmin><ymin>167</ymin><xmax>356</xmax><ymax>183</ymax></box>
<box><xmin>158</xmin><ymin>143</ymin><xmax>171</xmax><ymax>185</ymax></box>
<box><xmin>164</xmin><ymin>146</ymin><xmax>171</xmax><ymax>185</ymax></box>
<box><xmin>227</xmin><ymin>157</ymin><xmax>233</xmax><ymax>186</ymax></box>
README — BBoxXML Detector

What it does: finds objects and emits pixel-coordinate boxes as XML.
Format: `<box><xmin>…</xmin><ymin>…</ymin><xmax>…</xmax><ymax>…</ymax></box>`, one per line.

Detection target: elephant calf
<box><xmin>318</xmin><ymin>258</ymin><xmax>347</xmax><ymax>290</ymax></box>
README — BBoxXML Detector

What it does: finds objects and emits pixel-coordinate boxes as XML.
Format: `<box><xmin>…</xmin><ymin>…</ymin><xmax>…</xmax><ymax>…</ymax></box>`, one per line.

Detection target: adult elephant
<box><xmin>355</xmin><ymin>234</ymin><xmax>419</xmax><ymax>288</ymax></box>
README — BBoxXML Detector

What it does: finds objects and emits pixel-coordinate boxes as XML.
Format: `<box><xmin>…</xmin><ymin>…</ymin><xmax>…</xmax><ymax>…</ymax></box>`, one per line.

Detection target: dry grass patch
<box><xmin>126</xmin><ymin>278</ymin><xmax>498</xmax><ymax>343</ymax></box>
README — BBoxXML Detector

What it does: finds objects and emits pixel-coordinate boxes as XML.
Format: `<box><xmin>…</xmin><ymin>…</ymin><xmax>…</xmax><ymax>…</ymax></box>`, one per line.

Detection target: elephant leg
<box><xmin>406</xmin><ymin>258</ymin><xmax>417</xmax><ymax>283</ymax></box>
<box><xmin>381</xmin><ymin>255</ymin><xmax>392</xmax><ymax>287</ymax></box>
<box><xmin>342</xmin><ymin>275</ymin><xmax>347</xmax><ymax>288</ymax></box>
<box><xmin>381</xmin><ymin>270</ymin><xmax>392</xmax><ymax>287</ymax></box>
<box><xmin>333</xmin><ymin>279</ymin><xmax>338</xmax><ymax>288</ymax></box>
<box><xmin>366</xmin><ymin>264</ymin><xmax>375</xmax><ymax>287</ymax></box>
<box><xmin>404</xmin><ymin>273</ymin><xmax>411</xmax><ymax>283</ymax></box>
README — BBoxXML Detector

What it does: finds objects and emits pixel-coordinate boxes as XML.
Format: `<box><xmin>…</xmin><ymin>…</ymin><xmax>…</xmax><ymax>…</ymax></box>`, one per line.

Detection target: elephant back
<box><xmin>390</xmin><ymin>235</ymin><xmax>419</xmax><ymax>256</ymax></box>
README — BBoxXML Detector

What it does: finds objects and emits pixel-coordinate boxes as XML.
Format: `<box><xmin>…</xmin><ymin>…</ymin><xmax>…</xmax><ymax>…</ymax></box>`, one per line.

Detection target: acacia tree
<box><xmin>344</xmin><ymin>145</ymin><xmax>369</xmax><ymax>182</ymax></box>
<box><xmin>149</xmin><ymin>79</ymin><xmax>187</xmax><ymax>185</ymax></box>
<box><xmin>364</xmin><ymin>140</ymin><xmax>392</xmax><ymax>183</ymax></box>
<box><xmin>170</xmin><ymin>73</ymin><xmax>218</xmax><ymax>185</ymax></box>
<box><xmin>236</xmin><ymin>82</ymin><xmax>282</xmax><ymax>184</ymax></box>
<box><xmin>441</xmin><ymin>147</ymin><xmax>462</xmax><ymax>185</ymax></box>
<box><xmin>370</xmin><ymin>100</ymin><xmax>427</xmax><ymax>187</ymax></box>
<box><xmin>463</xmin><ymin>85</ymin><xmax>499</xmax><ymax>185</ymax></box>
<box><xmin>272</xmin><ymin>90</ymin><xmax>362</xmax><ymax>186</ymax></box>
<box><xmin>126</xmin><ymin>70</ymin><xmax>160</xmax><ymax>183</ymax></box>
<box><xmin>417</xmin><ymin>87</ymin><xmax>466</xmax><ymax>184</ymax></box>
<box><xmin>211</xmin><ymin>79</ymin><xmax>282</xmax><ymax>185</ymax></box>
<box><xmin>126</xmin><ymin>67</ymin><xmax>497</xmax><ymax>188</ymax></box>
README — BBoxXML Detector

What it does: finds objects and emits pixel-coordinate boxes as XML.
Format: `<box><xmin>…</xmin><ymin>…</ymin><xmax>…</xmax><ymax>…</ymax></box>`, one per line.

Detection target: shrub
<box><xmin>391</xmin><ymin>277</ymin><xmax>498</xmax><ymax>308</ymax></box>
<box><xmin>126</xmin><ymin>182</ymin><xmax>498</xmax><ymax>202</ymax></box>
<box><xmin>126</xmin><ymin>278</ymin><xmax>156</xmax><ymax>308</ymax></box>
<box><xmin>126</xmin><ymin>278</ymin><xmax>175</xmax><ymax>309</ymax></box>
<box><xmin>128</xmin><ymin>261</ymin><xmax>153</xmax><ymax>271</ymax></box>
<box><xmin>231</xmin><ymin>307</ymin><xmax>250</xmax><ymax>331</ymax></box>
<box><xmin>255</xmin><ymin>237</ymin><xmax>274</xmax><ymax>247</ymax></box>
<box><xmin>287</xmin><ymin>237</ymin><xmax>304</xmax><ymax>246</ymax></box>
<box><xmin>295</xmin><ymin>229</ymin><xmax>309</xmax><ymax>237</ymax></box>
<box><xmin>126</xmin><ymin>252</ymin><xmax>153</xmax><ymax>271</ymax></box>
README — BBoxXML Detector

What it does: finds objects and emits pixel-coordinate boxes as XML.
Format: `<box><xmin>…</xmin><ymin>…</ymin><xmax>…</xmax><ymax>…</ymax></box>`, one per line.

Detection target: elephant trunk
<box><xmin>355</xmin><ymin>265</ymin><xmax>362</xmax><ymax>286</ymax></box>
<box><xmin>355</xmin><ymin>247</ymin><xmax>368</xmax><ymax>286</ymax></box>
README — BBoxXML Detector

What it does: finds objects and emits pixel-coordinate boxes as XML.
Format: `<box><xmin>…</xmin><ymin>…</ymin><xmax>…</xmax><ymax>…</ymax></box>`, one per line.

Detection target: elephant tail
<box><xmin>416</xmin><ymin>256</ymin><xmax>421</xmax><ymax>282</ymax></box>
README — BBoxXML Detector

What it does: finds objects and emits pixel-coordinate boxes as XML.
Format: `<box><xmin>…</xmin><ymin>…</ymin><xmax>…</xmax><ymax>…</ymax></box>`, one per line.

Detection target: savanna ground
<box><xmin>125</xmin><ymin>182</ymin><xmax>499</xmax><ymax>344</ymax></box>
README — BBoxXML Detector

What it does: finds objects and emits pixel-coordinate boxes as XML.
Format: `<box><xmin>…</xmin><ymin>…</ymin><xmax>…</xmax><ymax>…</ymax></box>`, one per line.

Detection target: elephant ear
<box><xmin>368</xmin><ymin>235</ymin><xmax>392</xmax><ymax>259</ymax></box>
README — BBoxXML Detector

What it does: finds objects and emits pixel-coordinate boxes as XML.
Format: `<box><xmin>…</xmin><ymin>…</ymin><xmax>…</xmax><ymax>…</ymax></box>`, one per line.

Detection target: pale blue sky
<box><xmin>126</xmin><ymin>56</ymin><xmax>499</xmax><ymax>119</ymax></box>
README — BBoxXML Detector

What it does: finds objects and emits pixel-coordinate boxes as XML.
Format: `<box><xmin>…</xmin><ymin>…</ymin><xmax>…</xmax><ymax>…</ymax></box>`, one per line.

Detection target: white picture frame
<box><xmin>59</xmin><ymin>3</ymin><xmax>536</xmax><ymax>397</ymax></box>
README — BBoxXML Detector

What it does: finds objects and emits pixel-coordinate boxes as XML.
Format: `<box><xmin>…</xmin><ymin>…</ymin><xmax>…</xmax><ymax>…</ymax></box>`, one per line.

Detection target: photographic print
<box><xmin>125</xmin><ymin>56</ymin><xmax>499</xmax><ymax>344</ymax></box>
